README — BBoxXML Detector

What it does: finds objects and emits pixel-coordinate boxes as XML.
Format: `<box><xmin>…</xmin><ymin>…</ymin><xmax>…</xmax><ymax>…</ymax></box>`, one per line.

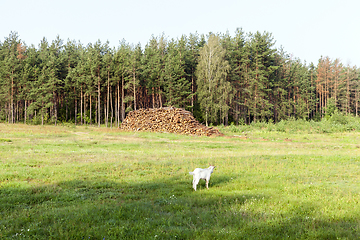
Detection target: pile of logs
<box><xmin>119</xmin><ymin>107</ymin><xmax>223</xmax><ymax>137</ymax></box>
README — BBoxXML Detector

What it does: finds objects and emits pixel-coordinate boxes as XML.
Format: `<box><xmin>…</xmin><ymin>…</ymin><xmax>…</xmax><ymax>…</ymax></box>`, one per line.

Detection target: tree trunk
<box><xmin>84</xmin><ymin>93</ymin><xmax>87</xmax><ymax>125</ymax></box>
<box><xmin>121</xmin><ymin>74</ymin><xmax>125</xmax><ymax>122</ymax></box>
<box><xmin>254</xmin><ymin>84</ymin><xmax>257</xmax><ymax>123</ymax></box>
<box><xmin>191</xmin><ymin>74</ymin><xmax>194</xmax><ymax>112</ymax></box>
<box><xmin>41</xmin><ymin>100</ymin><xmax>44</xmax><ymax>126</ymax></box>
<box><xmin>133</xmin><ymin>70</ymin><xmax>137</xmax><ymax>110</ymax></box>
<box><xmin>152</xmin><ymin>87</ymin><xmax>155</xmax><ymax>109</ymax></box>
<box><xmin>16</xmin><ymin>100</ymin><xmax>19</xmax><ymax>123</ymax></box>
<box><xmin>11</xmin><ymin>69</ymin><xmax>14</xmax><ymax>124</ymax></box>
<box><xmin>355</xmin><ymin>89</ymin><xmax>359</xmax><ymax>117</ymax></box>
<box><xmin>90</xmin><ymin>94</ymin><xmax>92</xmax><ymax>125</ymax></box>
<box><xmin>80</xmin><ymin>85</ymin><xmax>83</xmax><ymax>125</ymax></box>
<box><xmin>205</xmin><ymin>109</ymin><xmax>208</xmax><ymax>127</ymax></box>
<box><xmin>158</xmin><ymin>88</ymin><xmax>163</xmax><ymax>108</ymax></box>
<box><xmin>104</xmin><ymin>101</ymin><xmax>106</xmax><ymax>126</ymax></box>
<box><xmin>54</xmin><ymin>91</ymin><xmax>57</xmax><ymax>126</ymax></box>
<box><xmin>74</xmin><ymin>87</ymin><xmax>77</xmax><ymax>125</ymax></box>
<box><xmin>24</xmin><ymin>100</ymin><xmax>27</xmax><ymax>124</ymax></box>
<box><xmin>98</xmin><ymin>74</ymin><xmax>101</xmax><ymax>127</ymax></box>
<box><xmin>110</xmin><ymin>88</ymin><xmax>113</xmax><ymax>128</ymax></box>
<box><xmin>106</xmin><ymin>70</ymin><xmax>110</xmax><ymax>127</ymax></box>
<box><xmin>347</xmin><ymin>69</ymin><xmax>350</xmax><ymax>115</ymax></box>
<box><xmin>66</xmin><ymin>97</ymin><xmax>68</xmax><ymax>121</ymax></box>
<box><xmin>117</xmin><ymin>82</ymin><xmax>120</xmax><ymax>127</ymax></box>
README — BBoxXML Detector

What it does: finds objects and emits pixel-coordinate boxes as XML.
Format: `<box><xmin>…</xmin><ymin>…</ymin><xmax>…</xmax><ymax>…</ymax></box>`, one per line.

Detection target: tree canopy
<box><xmin>0</xmin><ymin>30</ymin><xmax>359</xmax><ymax>126</ymax></box>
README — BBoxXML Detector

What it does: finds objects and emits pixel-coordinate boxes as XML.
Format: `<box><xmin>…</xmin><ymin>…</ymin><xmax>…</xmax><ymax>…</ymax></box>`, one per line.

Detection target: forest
<box><xmin>0</xmin><ymin>29</ymin><xmax>359</xmax><ymax>126</ymax></box>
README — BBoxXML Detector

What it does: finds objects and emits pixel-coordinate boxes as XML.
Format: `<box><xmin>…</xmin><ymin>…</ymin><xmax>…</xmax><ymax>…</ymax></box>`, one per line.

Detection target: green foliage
<box><xmin>0</xmin><ymin>31</ymin><xmax>359</xmax><ymax>126</ymax></box>
<box><xmin>163</xmin><ymin>37</ymin><xmax>191</xmax><ymax>108</ymax></box>
<box><xmin>218</xmin><ymin>115</ymin><xmax>360</xmax><ymax>134</ymax></box>
<box><xmin>325</xmin><ymin>98</ymin><xmax>337</xmax><ymax>119</ymax></box>
<box><xmin>245</xmin><ymin>31</ymin><xmax>278</xmax><ymax>122</ymax></box>
<box><xmin>196</xmin><ymin>34</ymin><xmax>233</xmax><ymax>126</ymax></box>
<box><xmin>0</xmin><ymin>138</ymin><xmax>12</xmax><ymax>142</ymax></box>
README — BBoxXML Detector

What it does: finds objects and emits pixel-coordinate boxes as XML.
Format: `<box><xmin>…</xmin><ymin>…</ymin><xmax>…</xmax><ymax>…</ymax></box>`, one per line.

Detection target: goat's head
<box><xmin>208</xmin><ymin>164</ymin><xmax>216</xmax><ymax>170</ymax></box>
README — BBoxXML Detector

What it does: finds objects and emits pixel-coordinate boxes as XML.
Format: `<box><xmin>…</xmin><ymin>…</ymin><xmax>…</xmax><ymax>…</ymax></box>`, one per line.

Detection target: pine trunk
<box><xmin>54</xmin><ymin>91</ymin><xmax>57</xmax><ymax>126</ymax></box>
<box><xmin>152</xmin><ymin>88</ymin><xmax>155</xmax><ymax>109</ymax></box>
<box><xmin>347</xmin><ymin>69</ymin><xmax>350</xmax><ymax>115</ymax></box>
<box><xmin>106</xmin><ymin>71</ymin><xmax>110</xmax><ymax>127</ymax></box>
<box><xmin>117</xmin><ymin>82</ymin><xmax>120</xmax><ymax>127</ymax></box>
<box><xmin>80</xmin><ymin>85</ymin><xmax>83</xmax><ymax>125</ymax></box>
<box><xmin>110</xmin><ymin>88</ymin><xmax>113</xmax><ymax>128</ymax></box>
<box><xmin>11</xmin><ymin>69</ymin><xmax>14</xmax><ymax>124</ymax></box>
<box><xmin>121</xmin><ymin>74</ymin><xmax>125</xmax><ymax>122</ymax></box>
<box><xmin>41</xmin><ymin>101</ymin><xmax>44</xmax><ymax>125</ymax></box>
<box><xmin>133</xmin><ymin>70</ymin><xmax>137</xmax><ymax>110</ymax></box>
<box><xmin>90</xmin><ymin>95</ymin><xmax>92</xmax><ymax>125</ymax></box>
<box><xmin>158</xmin><ymin>89</ymin><xmax>163</xmax><ymax>108</ymax></box>
<box><xmin>191</xmin><ymin>74</ymin><xmax>194</xmax><ymax>112</ymax></box>
<box><xmin>98</xmin><ymin>74</ymin><xmax>101</xmax><ymax>127</ymax></box>
<box><xmin>24</xmin><ymin>100</ymin><xmax>27</xmax><ymax>124</ymax></box>
<box><xmin>74</xmin><ymin>87</ymin><xmax>77</xmax><ymax>125</ymax></box>
<box><xmin>84</xmin><ymin>93</ymin><xmax>87</xmax><ymax>125</ymax></box>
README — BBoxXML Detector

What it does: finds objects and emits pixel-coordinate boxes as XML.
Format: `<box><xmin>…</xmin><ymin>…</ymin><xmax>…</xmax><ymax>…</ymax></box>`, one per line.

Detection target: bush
<box><xmin>329</xmin><ymin>110</ymin><xmax>348</xmax><ymax>125</ymax></box>
<box><xmin>220</xmin><ymin>115</ymin><xmax>360</xmax><ymax>134</ymax></box>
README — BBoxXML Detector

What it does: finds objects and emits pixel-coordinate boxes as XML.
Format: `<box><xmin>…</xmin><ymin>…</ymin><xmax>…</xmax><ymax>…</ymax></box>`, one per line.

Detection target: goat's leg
<box><xmin>206</xmin><ymin>180</ymin><xmax>209</xmax><ymax>189</ymax></box>
<box><xmin>193</xmin><ymin>178</ymin><xmax>199</xmax><ymax>191</ymax></box>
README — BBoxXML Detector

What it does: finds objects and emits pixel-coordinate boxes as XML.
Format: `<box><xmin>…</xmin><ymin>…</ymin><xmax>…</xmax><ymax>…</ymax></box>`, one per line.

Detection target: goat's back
<box><xmin>189</xmin><ymin>168</ymin><xmax>201</xmax><ymax>175</ymax></box>
<box><xmin>192</xmin><ymin>168</ymin><xmax>213</xmax><ymax>179</ymax></box>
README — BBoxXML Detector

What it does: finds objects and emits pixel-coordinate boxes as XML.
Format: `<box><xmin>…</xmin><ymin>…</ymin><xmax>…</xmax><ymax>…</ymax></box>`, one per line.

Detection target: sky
<box><xmin>1</xmin><ymin>0</ymin><xmax>359</xmax><ymax>66</ymax></box>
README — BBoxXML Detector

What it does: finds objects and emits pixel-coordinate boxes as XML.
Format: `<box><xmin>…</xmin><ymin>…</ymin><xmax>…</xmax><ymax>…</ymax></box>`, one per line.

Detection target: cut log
<box><xmin>119</xmin><ymin>107</ymin><xmax>223</xmax><ymax>137</ymax></box>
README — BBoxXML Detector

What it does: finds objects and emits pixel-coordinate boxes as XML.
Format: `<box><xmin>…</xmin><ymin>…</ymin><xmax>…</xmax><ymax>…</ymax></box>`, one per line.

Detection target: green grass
<box><xmin>1</xmin><ymin>123</ymin><xmax>360</xmax><ymax>239</ymax></box>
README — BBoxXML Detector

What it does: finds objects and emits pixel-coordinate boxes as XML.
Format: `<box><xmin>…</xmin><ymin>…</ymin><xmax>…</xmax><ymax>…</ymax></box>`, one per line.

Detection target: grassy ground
<box><xmin>1</xmin><ymin>123</ymin><xmax>360</xmax><ymax>239</ymax></box>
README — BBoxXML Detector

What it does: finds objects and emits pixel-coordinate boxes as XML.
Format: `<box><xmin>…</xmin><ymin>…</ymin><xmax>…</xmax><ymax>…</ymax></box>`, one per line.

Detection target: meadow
<box><xmin>1</xmin><ymin>121</ymin><xmax>360</xmax><ymax>239</ymax></box>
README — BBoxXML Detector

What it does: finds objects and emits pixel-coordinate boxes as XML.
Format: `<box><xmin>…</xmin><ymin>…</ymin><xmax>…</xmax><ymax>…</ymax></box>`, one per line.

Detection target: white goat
<box><xmin>189</xmin><ymin>165</ymin><xmax>216</xmax><ymax>191</ymax></box>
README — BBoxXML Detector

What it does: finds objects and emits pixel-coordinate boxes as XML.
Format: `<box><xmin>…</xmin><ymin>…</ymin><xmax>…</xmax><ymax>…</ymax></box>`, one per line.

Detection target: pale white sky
<box><xmin>1</xmin><ymin>0</ymin><xmax>359</xmax><ymax>66</ymax></box>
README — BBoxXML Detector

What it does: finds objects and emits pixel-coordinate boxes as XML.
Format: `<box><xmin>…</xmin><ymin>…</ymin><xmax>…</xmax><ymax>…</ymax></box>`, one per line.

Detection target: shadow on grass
<box><xmin>1</xmin><ymin>177</ymin><xmax>359</xmax><ymax>239</ymax></box>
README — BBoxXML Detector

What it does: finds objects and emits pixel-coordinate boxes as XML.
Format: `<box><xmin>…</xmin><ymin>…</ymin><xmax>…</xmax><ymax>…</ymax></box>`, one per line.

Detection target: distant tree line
<box><xmin>0</xmin><ymin>29</ymin><xmax>359</xmax><ymax>126</ymax></box>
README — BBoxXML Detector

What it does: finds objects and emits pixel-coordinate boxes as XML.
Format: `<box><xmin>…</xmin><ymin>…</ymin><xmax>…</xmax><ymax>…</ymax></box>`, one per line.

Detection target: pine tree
<box><xmin>185</xmin><ymin>32</ymin><xmax>204</xmax><ymax>117</ymax></box>
<box><xmin>352</xmin><ymin>67</ymin><xmax>360</xmax><ymax>116</ymax></box>
<box><xmin>63</xmin><ymin>40</ymin><xmax>81</xmax><ymax>123</ymax></box>
<box><xmin>87</xmin><ymin>41</ymin><xmax>104</xmax><ymax>126</ymax></box>
<box><xmin>246</xmin><ymin>31</ymin><xmax>278</xmax><ymax>122</ymax></box>
<box><xmin>114</xmin><ymin>40</ymin><xmax>131</xmax><ymax>122</ymax></box>
<box><xmin>292</xmin><ymin>60</ymin><xmax>314</xmax><ymax>119</ymax></box>
<box><xmin>163</xmin><ymin>38</ymin><xmax>191</xmax><ymax>108</ymax></box>
<box><xmin>0</xmin><ymin>32</ymin><xmax>22</xmax><ymax>123</ymax></box>
<box><xmin>20</xmin><ymin>45</ymin><xmax>38</xmax><ymax>123</ymax></box>
<box><xmin>271</xmin><ymin>48</ymin><xmax>289</xmax><ymax>121</ymax></box>
<box><xmin>142</xmin><ymin>35</ymin><xmax>166</xmax><ymax>108</ymax></box>
<box><xmin>48</xmin><ymin>35</ymin><xmax>64</xmax><ymax>125</ymax></box>
<box><xmin>101</xmin><ymin>41</ymin><xmax>114</xmax><ymax>127</ymax></box>
<box><xmin>221</xmin><ymin>28</ymin><xmax>249</xmax><ymax>124</ymax></box>
<box><xmin>36</xmin><ymin>37</ymin><xmax>59</xmax><ymax>125</ymax></box>
<box><xmin>126</xmin><ymin>43</ymin><xmax>142</xmax><ymax>112</ymax></box>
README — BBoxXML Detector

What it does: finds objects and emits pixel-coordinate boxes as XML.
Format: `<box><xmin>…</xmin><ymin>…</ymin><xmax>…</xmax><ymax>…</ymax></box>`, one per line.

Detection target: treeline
<box><xmin>0</xmin><ymin>29</ymin><xmax>359</xmax><ymax>126</ymax></box>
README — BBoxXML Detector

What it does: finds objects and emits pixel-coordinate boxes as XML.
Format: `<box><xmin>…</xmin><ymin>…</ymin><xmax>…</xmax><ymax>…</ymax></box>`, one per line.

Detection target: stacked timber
<box><xmin>119</xmin><ymin>107</ymin><xmax>223</xmax><ymax>137</ymax></box>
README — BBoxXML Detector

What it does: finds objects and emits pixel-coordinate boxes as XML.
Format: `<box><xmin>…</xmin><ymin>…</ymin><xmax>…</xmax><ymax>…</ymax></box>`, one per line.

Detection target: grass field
<box><xmin>1</xmin><ymin>123</ymin><xmax>360</xmax><ymax>239</ymax></box>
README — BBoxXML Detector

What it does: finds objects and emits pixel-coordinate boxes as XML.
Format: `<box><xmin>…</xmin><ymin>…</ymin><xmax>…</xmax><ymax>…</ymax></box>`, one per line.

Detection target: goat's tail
<box><xmin>189</xmin><ymin>172</ymin><xmax>194</xmax><ymax>175</ymax></box>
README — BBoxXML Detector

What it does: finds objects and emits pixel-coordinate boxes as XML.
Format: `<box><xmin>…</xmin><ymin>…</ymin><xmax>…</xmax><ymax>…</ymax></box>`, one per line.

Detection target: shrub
<box><xmin>220</xmin><ymin>115</ymin><xmax>360</xmax><ymax>134</ymax></box>
<box><xmin>329</xmin><ymin>110</ymin><xmax>348</xmax><ymax>125</ymax></box>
